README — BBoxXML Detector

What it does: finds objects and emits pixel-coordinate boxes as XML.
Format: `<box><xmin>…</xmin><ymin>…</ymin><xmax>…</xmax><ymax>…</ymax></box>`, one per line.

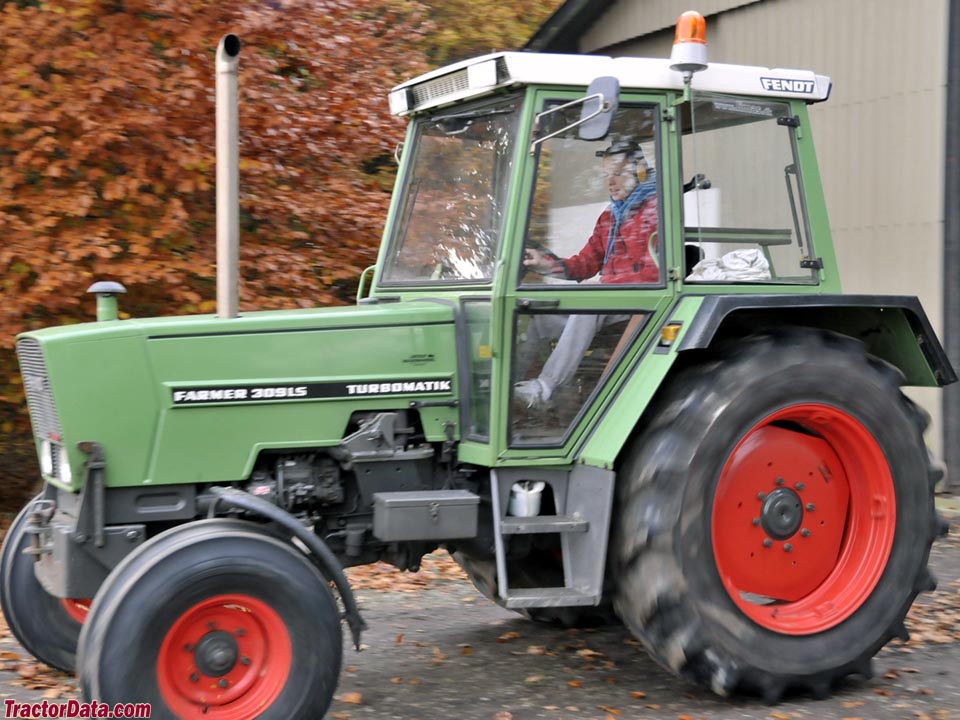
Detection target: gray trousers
<box><xmin>518</xmin><ymin>313</ymin><xmax>629</xmax><ymax>394</ymax></box>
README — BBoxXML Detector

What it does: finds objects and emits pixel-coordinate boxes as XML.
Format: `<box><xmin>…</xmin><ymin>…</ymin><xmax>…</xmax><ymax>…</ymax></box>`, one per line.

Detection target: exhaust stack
<box><xmin>216</xmin><ymin>34</ymin><xmax>241</xmax><ymax>319</ymax></box>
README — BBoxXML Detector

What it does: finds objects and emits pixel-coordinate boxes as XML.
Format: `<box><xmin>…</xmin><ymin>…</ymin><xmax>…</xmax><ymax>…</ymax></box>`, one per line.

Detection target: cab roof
<box><xmin>388</xmin><ymin>51</ymin><xmax>831</xmax><ymax>116</ymax></box>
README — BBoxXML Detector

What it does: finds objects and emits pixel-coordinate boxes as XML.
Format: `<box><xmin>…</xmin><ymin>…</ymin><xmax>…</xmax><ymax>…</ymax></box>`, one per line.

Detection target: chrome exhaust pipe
<box><xmin>216</xmin><ymin>34</ymin><xmax>241</xmax><ymax>319</ymax></box>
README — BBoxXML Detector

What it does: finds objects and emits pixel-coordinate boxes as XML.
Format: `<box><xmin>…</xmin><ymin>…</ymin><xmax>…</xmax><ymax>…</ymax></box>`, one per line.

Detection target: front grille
<box><xmin>49</xmin><ymin>442</ymin><xmax>64</xmax><ymax>479</ymax></box>
<box><xmin>16</xmin><ymin>338</ymin><xmax>63</xmax><ymax>473</ymax></box>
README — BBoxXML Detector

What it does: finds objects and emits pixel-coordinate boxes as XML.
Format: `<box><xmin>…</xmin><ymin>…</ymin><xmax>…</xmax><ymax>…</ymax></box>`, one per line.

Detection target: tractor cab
<box><xmin>372</xmin><ymin>33</ymin><xmax>833</xmax><ymax>456</ymax></box>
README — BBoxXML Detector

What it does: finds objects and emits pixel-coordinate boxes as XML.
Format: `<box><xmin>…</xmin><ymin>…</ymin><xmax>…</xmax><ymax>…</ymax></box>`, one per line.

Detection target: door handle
<box><xmin>516</xmin><ymin>298</ymin><xmax>560</xmax><ymax>310</ymax></box>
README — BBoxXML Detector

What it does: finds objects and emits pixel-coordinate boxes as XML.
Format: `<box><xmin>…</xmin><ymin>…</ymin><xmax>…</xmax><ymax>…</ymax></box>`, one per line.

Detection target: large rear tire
<box><xmin>611</xmin><ymin>330</ymin><xmax>944</xmax><ymax>701</ymax></box>
<box><xmin>78</xmin><ymin>519</ymin><xmax>342</xmax><ymax>719</ymax></box>
<box><xmin>0</xmin><ymin>497</ymin><xmax>88</xmax><ymax>672</ymax></box>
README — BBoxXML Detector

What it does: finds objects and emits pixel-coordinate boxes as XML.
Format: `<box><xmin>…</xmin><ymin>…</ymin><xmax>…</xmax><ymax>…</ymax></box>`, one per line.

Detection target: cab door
<box><xmin>495</xmin><ymin>92</ymin><xmax>679</xmax><ymax>459</ymax></box>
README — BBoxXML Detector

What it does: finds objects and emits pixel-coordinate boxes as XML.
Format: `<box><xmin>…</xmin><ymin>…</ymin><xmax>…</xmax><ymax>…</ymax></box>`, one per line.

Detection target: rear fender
<box><xmin>679</xmin><ymin>295</ymin><xmax>956</xmax><ymax>387</ymax></box>
<box><xmin>575</xmin><ymin>294</ymin><xmax>956</xmax><ymax>470</ymax></box>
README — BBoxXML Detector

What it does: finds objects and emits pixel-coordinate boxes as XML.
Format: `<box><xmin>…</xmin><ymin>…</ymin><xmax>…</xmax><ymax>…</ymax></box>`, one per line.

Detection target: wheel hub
<box><xmin>711</xmin><ymin>404</ymin><xmax>897</xmax><ymax>635</ymax></box>
<box><xmin>760</xmin><ymin>488</ymin><xmax>803</xmax><ymax>540</ymax></box>
<box><xmin>158</xmin><ymin>594</ymin><xmax>292</xmax><ymax>718</ymax></box>
<box><xmin>194</xmin><ymin>630</ymin><xmax>238</xmax><ymax>677</ymax></box>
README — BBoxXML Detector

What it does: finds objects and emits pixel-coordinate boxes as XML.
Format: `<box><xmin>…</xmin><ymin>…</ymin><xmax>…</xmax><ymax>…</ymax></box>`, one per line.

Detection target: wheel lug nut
<box><xmin>801</xmin><ymin>528</ymin><xmax>811</xmax><ymax>537</ymax></box>
<box><xmin>796</xmin><ymin>482</ymin><xmax>805</xmax><ymax>491</ymax></box>
<box><xmin>762</xmin><ymin>538</ymin><xmax>773</xmax><ymax>548</ymax></box>
<box><xmin>235</xmin><ymin>628</ymin><xmax>245</xmax><ymax>637</ymax></box>
<box><xmin>207</xmin><ymin>621</ymin><xmax>217</xmax><ymax>630</ymax></box>
<box><xmin>775</xmin><ymin>477</ymin><xmax>785</xmax><ymax>486</ymax></box>
<box><xmin>757</xmin><ymin>492</ymin><xmax>766</xmax><ymax>501</ymax></box>
<box><xmin>218</xmin><ymin>679</ymin><xmax>229</xmax><ymax>689</ymax></box>
<box><xmin>240</xmin><ymin>656</ymin><xmax>251</xmax><ymax>666</ymax></box>
<box><xmin>184</xmin><ymin>643</ymin><xmax>194</xmax><ymax>652</ymax></box>
<box><xmin>190</xmin><ymin>673</ymin><xmax>199</xmax><ymax>683</ymax></box>
<box><xmin>783</xmin><ymin>543</ymin><xmax>793</xmax><ymax>552</ymax></box>
<box><xmin>806</xmin><ymin>503</ymin><xmax>815</xmax><ymax>511</ymax></box>
<box><xmin>752</xmin><ymin>517</ymin><xmax>761</xmax><ymax>526</ymax></box>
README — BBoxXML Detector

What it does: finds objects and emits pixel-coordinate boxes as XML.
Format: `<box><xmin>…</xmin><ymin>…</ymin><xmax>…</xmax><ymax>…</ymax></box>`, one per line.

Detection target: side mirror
<box><xmin>529</xmin><ymin>76</ymin><xmax>620</xmax><ymax>154</ymax></box>
<box><xmin>578</xmin><ymin>76</ymin><xmax>619</xmax><ymax>141</ymax></box>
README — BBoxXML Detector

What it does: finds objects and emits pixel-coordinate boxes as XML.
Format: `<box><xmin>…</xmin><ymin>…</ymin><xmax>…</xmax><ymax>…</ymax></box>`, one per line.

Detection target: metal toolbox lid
<box><xmin>373</xmin><ymin>490</ymin><xmax>480</xmax><ymax>508</ymax></box>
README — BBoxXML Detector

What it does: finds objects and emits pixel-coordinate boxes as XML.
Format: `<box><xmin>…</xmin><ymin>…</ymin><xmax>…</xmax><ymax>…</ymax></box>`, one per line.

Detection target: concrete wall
<box><xmin>581</xmin><ymin>0</ymin><xmax>949</xmax><ymax>451</ymax></box>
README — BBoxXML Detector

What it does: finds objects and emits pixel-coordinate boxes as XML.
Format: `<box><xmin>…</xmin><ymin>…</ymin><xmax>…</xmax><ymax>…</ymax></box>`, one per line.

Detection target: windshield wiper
<box><xmin>432</xmin><ymin>107</ymin><xmax>515</xmax><ymax>122</ymax></box>
<box><xmin>432</xmin><ymin>107</ymin><xmax>515</xmax><ymax>136</ymax></box>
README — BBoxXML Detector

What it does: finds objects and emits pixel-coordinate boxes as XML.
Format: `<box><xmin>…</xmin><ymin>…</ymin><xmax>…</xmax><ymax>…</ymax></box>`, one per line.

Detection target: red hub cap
<box><xmin>711</xmin><ymin>403</ymin><xmax>896</xmax><ymax>634</ymax></box>
<box><xmin>60</xmin><ymin>598</ymin><xmax>91</xmax><ymax>624</ymax></box>
<box><xmin>157</xmin><ymin>594</ymin><xmax>291</xmax><ymax>719</ymax></box>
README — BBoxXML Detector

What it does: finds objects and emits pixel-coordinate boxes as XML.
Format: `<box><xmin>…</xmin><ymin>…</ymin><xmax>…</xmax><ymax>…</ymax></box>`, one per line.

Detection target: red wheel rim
<box><xmin>60</xmin><ymin>598</ymin><xmax>91</xmax><ymax>624</ymax></box>
<box><xmin>711</xmin><ymin>403</ymin><xmax>896</xmax><ymax>634</ymax></box>
<box><xmin>157</xmin><ymin>594</ymin><xmax>291</xmax><ymax>719</ymax></box>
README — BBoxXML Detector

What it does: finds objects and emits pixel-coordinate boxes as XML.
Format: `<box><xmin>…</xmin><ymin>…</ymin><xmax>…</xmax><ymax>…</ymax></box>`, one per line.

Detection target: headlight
<box><xmin>39</xmin><ymin>440</ymin><xmax>54</xmax><ymax>476</ymax></box>
<box><xmin>59</xmin><ymin>456</ymin><xmax>72</xmax><ymax>485</ymax></box>
<box><xmin>388</xmin><ymin>88</ymin><xmax>410</xmax><ymax>115</ymax></box>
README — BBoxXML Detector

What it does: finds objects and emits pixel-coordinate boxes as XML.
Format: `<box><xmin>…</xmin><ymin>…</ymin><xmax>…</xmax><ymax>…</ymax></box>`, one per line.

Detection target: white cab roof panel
<box><xmin>390</xmin><ymin>52</ymin><xmax>831</xmax><ymax>115</ymax></box>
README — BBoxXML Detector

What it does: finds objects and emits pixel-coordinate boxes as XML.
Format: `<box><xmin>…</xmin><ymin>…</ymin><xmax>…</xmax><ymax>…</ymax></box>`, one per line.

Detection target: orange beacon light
<box><xmin>670</xmin><ymin>10</ymin><xmax>708</xmax><ymax>78</ymax></box>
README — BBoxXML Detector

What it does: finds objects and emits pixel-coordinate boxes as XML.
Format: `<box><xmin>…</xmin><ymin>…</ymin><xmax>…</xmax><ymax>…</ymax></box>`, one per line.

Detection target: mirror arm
<box><xmin>528</xmin><ymin>93</ymin><xmax>607</xmax><ymax>154</ymax></box>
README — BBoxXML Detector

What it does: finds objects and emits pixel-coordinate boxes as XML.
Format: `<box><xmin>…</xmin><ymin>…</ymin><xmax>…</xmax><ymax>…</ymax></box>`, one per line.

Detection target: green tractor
<box><xmin>4</xmin><ymin>12</ymin><xmax>954</xmax><ymax>716</ymax></box>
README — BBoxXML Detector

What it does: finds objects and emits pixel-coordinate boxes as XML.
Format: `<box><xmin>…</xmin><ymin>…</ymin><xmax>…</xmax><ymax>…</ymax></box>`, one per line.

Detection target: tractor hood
<box><xmin>16</xmin><ymin>301</ymin><xmax>458</xmax><ymax>490</ymax></box>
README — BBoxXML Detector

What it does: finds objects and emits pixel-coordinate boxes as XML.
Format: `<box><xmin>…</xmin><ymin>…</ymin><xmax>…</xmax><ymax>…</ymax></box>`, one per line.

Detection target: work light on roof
<box><xmin>670</xmin><ymin>10</ymin><xmax>708</xmax><ymax>79</ymax></box>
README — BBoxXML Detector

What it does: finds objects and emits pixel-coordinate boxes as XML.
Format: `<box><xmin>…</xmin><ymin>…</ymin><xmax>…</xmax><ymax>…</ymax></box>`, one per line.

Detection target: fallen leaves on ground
<box><xmin>0</xmin><ymin>614</ymin><xmax>74</xmax><ymax>694</ymax></box>
<box><xmin>903</xmin><ymin>531</ymin><xmax>960</xmax><ymax>644</ymax></box>
<box><xmin>345</xmin><ymin>551</ymin><xmax>467</xmax><ymax>592</ymax></box>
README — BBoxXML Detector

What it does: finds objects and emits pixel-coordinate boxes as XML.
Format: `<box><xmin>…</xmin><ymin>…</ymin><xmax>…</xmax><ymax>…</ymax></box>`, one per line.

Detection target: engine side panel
<box><xmin>23</xmin><ymin>303</ymin><xmax>459</xmax><ymax>488</ymax></box>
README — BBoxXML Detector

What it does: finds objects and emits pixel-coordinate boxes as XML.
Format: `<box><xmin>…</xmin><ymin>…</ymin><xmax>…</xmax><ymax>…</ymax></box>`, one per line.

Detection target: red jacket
<box><xmin>561</xmin><ymin>197</ymin><xmax>659</xmax><ymax>284</ymax></box>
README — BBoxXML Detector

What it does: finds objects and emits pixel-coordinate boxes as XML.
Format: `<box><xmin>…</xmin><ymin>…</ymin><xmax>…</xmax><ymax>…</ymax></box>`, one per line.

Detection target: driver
<box><xmin>515</xmin><ymin>140</ymin><xmax>659</xmax><ymax>409</ymax></box>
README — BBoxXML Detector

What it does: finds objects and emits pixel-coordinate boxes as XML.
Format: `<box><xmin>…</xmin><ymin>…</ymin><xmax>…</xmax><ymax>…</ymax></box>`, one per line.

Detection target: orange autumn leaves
<box><xmin>0</xmin><ymin>0</ymin><xmax>426</xmax><ymax>339</ymax></box>
<box><xmin>0</xmin><ymin>0</ymin><xmax>561</xmax><ymax>343</ymax></box>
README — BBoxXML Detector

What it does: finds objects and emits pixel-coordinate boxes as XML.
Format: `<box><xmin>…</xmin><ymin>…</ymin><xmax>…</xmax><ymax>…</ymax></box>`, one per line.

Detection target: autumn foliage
<box><xmin>0</xmin><ymin>0</ymin><xmax>559</xmax><ymax>505</ymax></box>
<box><xmin>1</xmin><ymin>0</ymin><xmax>431</xmax><ymax>326</ymax></box>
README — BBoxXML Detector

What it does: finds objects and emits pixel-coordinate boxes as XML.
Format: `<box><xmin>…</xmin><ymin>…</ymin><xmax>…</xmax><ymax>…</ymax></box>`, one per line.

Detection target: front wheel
<box><xmin>0</xmin><ymin>496</ymin><xmax>89</xmax><ymax>672</ymax></box>
<box><xmin>78</xmin><ymin>519</ymin><xmax>342</xmax><ymax>719</ymax></box>
<box><xmin>612</xmin><ymin>330</ymin><xmax>943</xmax><ymax>701</ymax></box>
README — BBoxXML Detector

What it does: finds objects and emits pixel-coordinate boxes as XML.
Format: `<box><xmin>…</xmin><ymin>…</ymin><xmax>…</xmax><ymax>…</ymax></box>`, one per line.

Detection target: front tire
<box><xmin>612</xmin><ymin>330</ymin><xmax>942</xmax><ymax>701</ymax></box>
<box><xmin>78</xmin><ymin>519</ymin><xmax>342</xmax><ymax>719</ymax></box>
<box><xmin>0</xmin><ymin>496</ymin><xmax>88</xmax><ymax>672</ymax></box>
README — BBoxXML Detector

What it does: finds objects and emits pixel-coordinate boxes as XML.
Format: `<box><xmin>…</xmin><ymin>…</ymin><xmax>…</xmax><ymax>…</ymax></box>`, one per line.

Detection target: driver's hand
<box><xmin>524</xmin><ymin>248</ymin><xmax>550</xmax><ymax>273</ymax></box>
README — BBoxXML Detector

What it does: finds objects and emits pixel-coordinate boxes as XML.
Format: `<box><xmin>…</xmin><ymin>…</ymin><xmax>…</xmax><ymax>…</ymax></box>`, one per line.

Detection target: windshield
<box><xmin>381</xmin><ymin>96</ymin><xmax>521</xmax><ymax>284</ymax></box>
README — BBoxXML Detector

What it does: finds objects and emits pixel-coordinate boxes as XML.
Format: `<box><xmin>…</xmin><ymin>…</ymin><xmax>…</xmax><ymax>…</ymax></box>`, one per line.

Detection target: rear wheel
<box><xmin>612</xmin><ymin>330</ymin><xmax>943</xmax><ymax>701</ymax></box>
<box><xmin>78</xmin><ymin>519</ymin><xmax>342</xmax><ymax>719</ymax></box>
<box><xmin>0</xmin><ymin>496</ymin><xmax>88</xmax><ymax>672</ymax></box>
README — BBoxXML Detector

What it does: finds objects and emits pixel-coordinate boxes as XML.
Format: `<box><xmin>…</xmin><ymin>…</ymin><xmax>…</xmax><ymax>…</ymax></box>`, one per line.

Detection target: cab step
<box><xmin>490</xmin><ymin>467</ymin><xmax>615</xmax><ymax>610</ymax></box>
<box><xmin>500</xmin><ymin>515</ymin><xmax>588</xmax><ymax>534</ymax></box>
<box><xmin>503</xmin><ymin>588</ymin><xmax>598</xmax><ymax>608</ymax></box>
